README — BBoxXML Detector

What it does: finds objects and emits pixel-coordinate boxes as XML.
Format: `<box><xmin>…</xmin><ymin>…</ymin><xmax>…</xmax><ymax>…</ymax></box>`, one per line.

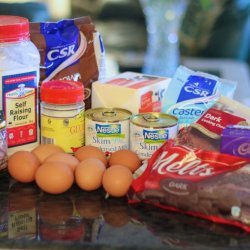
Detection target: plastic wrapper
<box><xmin>161</xmin><ymin>66</ymin><xmax>237</xmax><ymax>129</ymax></box>
<box><xmin>30</xmin><ymin>17</ymin><xmax>105</xmax><ymax>109</ymax></box>
<box><xmin>129</xmin><ymin>139</ymin><xmax>250</xmax><ymax>232</ymax></box>
<box><xmin>221</xmin><ymin>125</ymin><xmax>250</xmax><ymax>159</ymax></box>
<box><xmin>176</xmin><ymin>96</ymin><xmax>250</xmax><ymax>152</ymax></box>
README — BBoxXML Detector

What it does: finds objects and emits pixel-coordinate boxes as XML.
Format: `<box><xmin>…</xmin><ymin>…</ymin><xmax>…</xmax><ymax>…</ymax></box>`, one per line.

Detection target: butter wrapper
<box><xmin>221</xmin><ymin>125</ymin><xmax>250</xmax><ymax>158</ymax></box>
<box><xmin>92</xmin><ymin>72</ymin><xmax>171</xmax><ymax>114</ymax></box>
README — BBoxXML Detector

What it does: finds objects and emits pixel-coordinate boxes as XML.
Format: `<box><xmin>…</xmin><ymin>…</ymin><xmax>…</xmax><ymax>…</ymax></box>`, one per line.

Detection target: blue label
<box><xmin>40</xmin><ymin>20</ymin><xmax>79</xmax><ymax>77</ymax></box>
<box><xmin>177</xmin><ymin>75</ymin><xmax>217</xmax><ymax>103</ymax></box>
<box><xmin>96</xmin><ymin>124</ymin><xmax>122</xmax><ymax>137</ymax></box>
<box><xmin>2</xmin><ymin>71</ymin><xmax>38</xmax><ymax>147</ymax></box>
<box><xmin>143</xmin><ymin>129</ymin><xmax>168</xmax><ymax>143</ymax></box>
<box><xmin>2</xmin><ymin>71</ymin><xmax>37</xmax><ymax>110</ymax></box>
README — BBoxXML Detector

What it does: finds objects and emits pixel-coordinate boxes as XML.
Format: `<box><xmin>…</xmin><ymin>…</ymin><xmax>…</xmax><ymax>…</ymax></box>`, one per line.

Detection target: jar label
<box><xmin>41</xmin><ymin>110</ymin><xmax>84</xmax><ymax>153</ymax></box>
<box><xmin>1</xmin><ymin>70</ymin><xmax>38</xmax><ymax>147</ymax></box>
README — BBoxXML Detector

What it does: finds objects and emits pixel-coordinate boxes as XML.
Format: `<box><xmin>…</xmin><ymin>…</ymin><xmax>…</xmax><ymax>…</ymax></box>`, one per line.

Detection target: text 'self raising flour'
<box><xmin>161</xmin><ymin>66</ymin><xmax>237</xmax><ymax>129</ymax></box>
<box><xmin>0</xmin><ymin>16</ymin><xmax>40</xmax><ymax>154</ymax></box>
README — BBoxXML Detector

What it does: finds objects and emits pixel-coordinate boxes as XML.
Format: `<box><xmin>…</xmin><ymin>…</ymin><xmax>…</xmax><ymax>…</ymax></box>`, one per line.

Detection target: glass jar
<box><xmin>40</xmin><ymin>80</ymin><xmax>85</xmax><ymax>154</ymax></box>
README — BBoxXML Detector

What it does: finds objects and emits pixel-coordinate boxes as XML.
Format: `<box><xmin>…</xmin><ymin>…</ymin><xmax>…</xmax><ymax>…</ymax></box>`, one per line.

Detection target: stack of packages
<box><xmin>0</xmin><ymin>16</ymin><xmax>105</xmax><ymax>170</ymax></box>
<box><xmin>128</xmin><ymin>66</ymin><xmax>250</xmax><ymax>232</ymax></box>
<box><xmin>1</xmin><ymin>14</ymin><xmax>250</xmax><ymax>233</ymax></box>
<box><xmin>30</xmin><ymin>20</ymin><xmax>250</xmax><ymax>231</ymax></box>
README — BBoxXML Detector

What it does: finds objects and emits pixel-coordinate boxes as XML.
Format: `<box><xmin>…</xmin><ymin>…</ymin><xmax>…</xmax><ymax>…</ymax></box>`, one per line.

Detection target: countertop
<box><xmin>1</xmin><ymin>170</ymin><xmax>250</xmax><ymax>250</ymax></box>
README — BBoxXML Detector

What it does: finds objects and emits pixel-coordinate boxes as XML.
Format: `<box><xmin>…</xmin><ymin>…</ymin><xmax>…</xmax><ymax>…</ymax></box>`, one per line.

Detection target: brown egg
<box><xmin>32</xmin><ymin>144</ymin><xmax>65</xmax><ymax>163</ymax></box>
<box><xmin>35</xmin><ymin>162</ymin><xmax>74</xmax><ymax>194</ymax></box>
<box><xmin>102</xmin><ymin>164</ymin><xmax>133</xmax><ymax>197</ymax></box>
<box><xmin>8</xmin><ymin>150</ymin><xmax>40</xmax><ymax>183</ymax></box>
<box><xmin>75</xmin><ymin>158</ymin><xmax>106</xmax><ymax>191</ymax></box>
<box><xmin>109</xmin><ymin>149</ymin><xmax>141</xmax><ymax>172</ymax></box>
<box><xmin>74</xmin><ymin>145</ymin><xmax>107</xmax><ymax>166</ymax></box>
<box><xmin>44</xmin><ymin>152</ymin><xmax>79</xmax><ymax>172</ymax></box>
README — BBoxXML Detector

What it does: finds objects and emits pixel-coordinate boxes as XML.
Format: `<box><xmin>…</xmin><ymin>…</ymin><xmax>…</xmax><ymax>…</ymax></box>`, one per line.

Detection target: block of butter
<box><xmin>91</xmin><ymin>72</ymin><xmax>171</xmax><ymax>114</ymax></box>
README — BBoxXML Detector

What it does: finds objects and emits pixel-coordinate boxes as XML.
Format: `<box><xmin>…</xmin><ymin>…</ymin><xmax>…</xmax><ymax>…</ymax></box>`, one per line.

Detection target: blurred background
<box><xmin>0</xmin><ymin>0</ymin><xmax>250</xmax><ymax>105</ymax></box>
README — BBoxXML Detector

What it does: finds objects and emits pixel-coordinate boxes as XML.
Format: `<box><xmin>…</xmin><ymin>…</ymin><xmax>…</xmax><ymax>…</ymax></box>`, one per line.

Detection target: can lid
<box><xmin>40</xmin><ymin>80</ymin><xmax>84</xmax><ymax>104</ymax></box>
<box><xmin>85</xmin><ymin>108</ymin><xmax>131</xmax><ymax>122</ymax></box>
<box><xmin>0</xmin><ymin>15</ymin><xmax>30</xmax><ymax>43</ymax></box>
<box><xmin>130</xmin><ymin>112</ymin><xmax>178</xmax><ymax>128</ymax></box>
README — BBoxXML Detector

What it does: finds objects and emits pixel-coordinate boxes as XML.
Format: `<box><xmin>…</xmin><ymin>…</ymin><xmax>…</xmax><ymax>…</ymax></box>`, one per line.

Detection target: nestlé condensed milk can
<box><xmin>85</xmin><ymin>107</ymin><xmax>131</xmax><ymax>154</ymax></box>
<box><xmin>130</xmin><ymin>112</ymin><xmax>178</xmax><ymax>160</ymax></box>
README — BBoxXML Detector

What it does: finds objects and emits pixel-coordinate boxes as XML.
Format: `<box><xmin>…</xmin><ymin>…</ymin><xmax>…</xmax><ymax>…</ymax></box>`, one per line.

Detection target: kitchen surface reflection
<box><xmin>1</xmin><ymin>170</ymin><xmax>250</xmax><ymax>250</ymax></box>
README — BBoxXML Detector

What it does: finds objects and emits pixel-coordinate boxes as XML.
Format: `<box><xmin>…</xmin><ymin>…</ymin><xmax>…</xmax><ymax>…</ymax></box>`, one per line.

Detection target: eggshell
<box><xmin>35</xmin><ymin>162</ymin><xmax>74</xmax><ymax>194</ymax></box>
<box><xmin>44</xmin><ymin>152</ymin><xmax>79</xmax><ymax>172</ymax></box>
<box><xmin>109</xmin><ymin>149</ymin><xmax>141</xmax><ymax>172</ymax></box>
<box><xmin>75</xmin><ymin>158</ymin><xmax>106</xmax><ymax>191</ymax></box>
<box><xmin>74</xmin><ymin>145</ymin><xmax>107</xmax><ymax>166</ymax></box>
<box><xmin>8</xmin><ymin>150</ymin><xmax>40</xmax><ymax>183</ymax></box>
<box><xmin>102</xmin><ymin>164</ymin><xmax>133</xmax><ymax>197</ymax></box>
<box><xmin>32</xmin><ymin>144</ymin><xmax>65</xmax><ymax>163</ymax></box>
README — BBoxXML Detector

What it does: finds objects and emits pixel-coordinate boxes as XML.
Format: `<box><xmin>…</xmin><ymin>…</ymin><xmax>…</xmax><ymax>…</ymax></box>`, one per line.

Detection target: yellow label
<box><xmin>41</xmin><ymin>110</ymin><xmax>84</xmax><ymax>153</ymax></box>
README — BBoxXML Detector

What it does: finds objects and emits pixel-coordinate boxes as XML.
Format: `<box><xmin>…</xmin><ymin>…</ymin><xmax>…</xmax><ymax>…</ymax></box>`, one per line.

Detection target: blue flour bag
<box><xmin>161</xmin><ymin>66</ymin><xmax>237</xmax><ymax>129</ymax></box>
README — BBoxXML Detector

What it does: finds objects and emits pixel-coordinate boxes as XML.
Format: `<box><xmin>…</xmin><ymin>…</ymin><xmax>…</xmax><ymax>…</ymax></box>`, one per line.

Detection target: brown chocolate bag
<box><xmin>176</xmin><ymin>96</ymin><xmax>250</xmax><ymax>152</ymax></box>
<box><xmin>30</xmin><ymin>17</ymin><xmax>105</xmax><ymax>109</ymax></box>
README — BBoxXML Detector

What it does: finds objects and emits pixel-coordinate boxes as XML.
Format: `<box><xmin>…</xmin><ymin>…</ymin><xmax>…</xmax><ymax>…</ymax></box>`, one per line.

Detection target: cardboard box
<box><xmin>91</xmin><ymin>72</ymin><xmax>171</xmax><ymax>114</ymax></box>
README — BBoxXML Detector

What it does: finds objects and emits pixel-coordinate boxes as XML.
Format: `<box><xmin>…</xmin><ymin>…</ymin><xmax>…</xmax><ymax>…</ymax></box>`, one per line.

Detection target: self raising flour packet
<box><xmin>30</xmin><ymin>17</ymin><xmax>105</xmax><ymax>109</ymax></box>
<box><xmin>129</xmin><ymin>140</ymin><xmax>250</xmax><ymax>232</ymax></box>
<box><xmin>161</xmin><ymin>66</ymin><xmax>237</xmax><ymax>128</ymax></box>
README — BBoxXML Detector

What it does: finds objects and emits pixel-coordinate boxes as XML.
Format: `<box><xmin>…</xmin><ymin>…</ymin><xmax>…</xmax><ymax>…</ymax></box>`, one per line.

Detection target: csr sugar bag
<box><xmin>161</xmin><ymin>66</ymin><xmax>237</xmax><ymax>129</ymax></box>
<box><xmin>30</xmin><ymin>17</ymin><xmax>105</xmax><ymax>109</ymax></box>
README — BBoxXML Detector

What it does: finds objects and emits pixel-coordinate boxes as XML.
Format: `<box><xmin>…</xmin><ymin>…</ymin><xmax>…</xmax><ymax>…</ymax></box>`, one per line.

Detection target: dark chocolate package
<box><xmin>30</xmin><ymin>17</ymin><xmax>105</xmax><ymax>109</ymax></box>
<box><xmin>129</xmin><ymin>139</ymin><xmax>250</xmax><ymax>232</ymax></box>
<box><xmin>176</xmin><ymin>96</ymin><xmax>250</xmax><ymax>152</ymax></box>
